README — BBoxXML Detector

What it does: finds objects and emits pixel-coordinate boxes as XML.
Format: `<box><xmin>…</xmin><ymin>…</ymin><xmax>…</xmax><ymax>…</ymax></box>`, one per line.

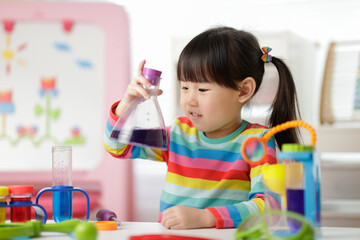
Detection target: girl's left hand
<box><xmin>161</xmin><ymin>205</ymin><xmax>216</xmax><ymax>230</ymax></box>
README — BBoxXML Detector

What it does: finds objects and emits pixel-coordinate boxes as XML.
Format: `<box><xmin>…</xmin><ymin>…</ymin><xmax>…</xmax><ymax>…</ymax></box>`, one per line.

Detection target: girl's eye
<box><xmin>181</xmin><ymin>86</ymin><xmax>188</xmax><ymax>90</ymax></box>
<box><xmin>199</xmin><ymin>89</ymin><xmax>208</xmax><ymax>92</ymax></box>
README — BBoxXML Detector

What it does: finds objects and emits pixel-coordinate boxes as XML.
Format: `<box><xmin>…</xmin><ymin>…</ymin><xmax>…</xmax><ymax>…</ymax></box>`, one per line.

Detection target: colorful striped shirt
<box><xmin>104</xmin><ymin>102</ymin><xmax>277</xmax><ymax>228</ymax></box>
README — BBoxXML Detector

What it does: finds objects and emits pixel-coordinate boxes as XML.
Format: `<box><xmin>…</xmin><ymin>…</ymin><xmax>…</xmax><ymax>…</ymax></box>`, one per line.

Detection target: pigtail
<box><xmin>268</xmin><ymin>56</ymin><xmax>301</xmax><ymax>148</ymax></box>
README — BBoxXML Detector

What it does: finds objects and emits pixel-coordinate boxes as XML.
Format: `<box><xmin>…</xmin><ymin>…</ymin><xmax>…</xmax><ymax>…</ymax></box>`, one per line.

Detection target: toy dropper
<box><xmin>94</xmin><ymin>209</ymin><xmax>121</xmax><ymax>230</ymax></box>
<box><xmin>96</xmin><ymin>209</ymin><xmax>120</xmax><ymax>223</ymax></box>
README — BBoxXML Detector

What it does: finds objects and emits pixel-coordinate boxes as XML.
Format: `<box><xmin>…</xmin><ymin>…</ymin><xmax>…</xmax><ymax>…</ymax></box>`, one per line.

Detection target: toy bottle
<box><xmin>8</xmin><ymin>185</ymin><xmax>34</xmax><ymax>222</ymax></box>
<box><xmin>110</xmin><ymin>67</ymin><xmax>168</xmax><ymax>150</ymax></box>
<box><xmin>0</xmin><ymin>186</ymin><xmax>9</xmax><ymax>223</ymax></box>
<box><xmin>279</xmin><ymin>144</ymin><xmax>321</xmax><ymax>228</ymax></box>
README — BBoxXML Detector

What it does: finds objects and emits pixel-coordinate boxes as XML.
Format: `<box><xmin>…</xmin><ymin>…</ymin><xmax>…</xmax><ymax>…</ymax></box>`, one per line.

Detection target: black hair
<box><xmin>177</xmin><ymin>26</ymin><xmax>301</xmax><ymax>148</ymax></box>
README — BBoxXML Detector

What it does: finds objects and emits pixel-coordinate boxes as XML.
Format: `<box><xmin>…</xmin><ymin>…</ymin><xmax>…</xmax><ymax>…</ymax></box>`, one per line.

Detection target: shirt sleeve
<box><xmin>103</xmin><ymin>101</ymin><xmax>169</xmax><ymax>162</ymax></box>
<box><xmin>207</xmin><ymin>136</ymin><xmax>277</xmax><ymax>228</ymax></box>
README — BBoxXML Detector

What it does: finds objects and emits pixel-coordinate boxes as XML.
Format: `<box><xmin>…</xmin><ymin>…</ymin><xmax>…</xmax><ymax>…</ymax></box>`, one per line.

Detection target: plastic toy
<box><xmin>240</xmin><ymin>120</ymin><xmax>321</xmax><ymax>234</ymax></box>
<box><xmin>9</xmin><ymin>185</ymin><xmax>34</xmax><ymax>222</ymax></box>
<box><xmin>93</xmin><ymin>208</ymin><xmax>121</xmax><ymax>231</ymax></box>
<box><xmin>0</xmin><ymin>218</ymin><xmax>97</xmax><ymax>240</ymax></box>
<box><xmin>36</xmin><ymin>146</ymin><xmax>90</xmax><ymax>222</ymax></box>
<box><xmin>0</xmin><ymin>186</ymin><xmax>8</xmax><ymax>223</ymax></box>
<box><xmin>241</xmin><ymin>120</ymin><xmax>316</xmax><ymax>165</ymax></box>
<box><xmin>0</xmin><ymin>185</ymin><xmax>48</xmax><ymax>224</ymax></box>
<box><xmin>235</xmin><ymin>210</ymin><xmax>314</xmax><ymax>240</ymax></box>
<box><xmin>129</xmin><ymin>235</ymin><xmax>217</xmax><ymax>240</ymax></box>
<box><xmin>262</xmin><ymin>164</ymin><xmax>286</xmax><ymax>209</ymax></box>
<box><xmin>278</xmin><ymin>144</ymin><xmax>321</xmax><ymax>227</ymax></box>
<box><xmin>93</xmin><ymin>221</ymin><xmax>118</xmax><ymax>231</ymax></box>
<box><xmin>96</xmin><ymin>208</ymin><xmax>120</xmax><ymax>223</ymax></box>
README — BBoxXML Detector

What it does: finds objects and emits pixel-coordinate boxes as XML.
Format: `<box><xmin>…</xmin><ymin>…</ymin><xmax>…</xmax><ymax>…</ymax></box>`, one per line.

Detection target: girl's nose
<box><xmin>187</xmin><ymin>93</ymin><xmax>198</xmax><ymax>107</ymax></box>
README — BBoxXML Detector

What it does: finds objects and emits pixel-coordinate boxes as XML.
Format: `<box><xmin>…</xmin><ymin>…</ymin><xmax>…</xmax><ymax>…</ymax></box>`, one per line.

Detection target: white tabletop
<box><xmin>31</xmin><ymin>221</ymin><xmax>360</xmax><ymax>240</ymax></box>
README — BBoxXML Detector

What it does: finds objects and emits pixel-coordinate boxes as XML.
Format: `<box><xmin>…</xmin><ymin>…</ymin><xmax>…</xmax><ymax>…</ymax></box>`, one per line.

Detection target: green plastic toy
<box><xmin>235</xmin><ymin>210</ymin><xmax>314</xmax><ymax>240</ymax></box>
<box><xmin>0</xmin><ymin>219</ymin><xmax>97</xmax><ymax>240</ymax></box>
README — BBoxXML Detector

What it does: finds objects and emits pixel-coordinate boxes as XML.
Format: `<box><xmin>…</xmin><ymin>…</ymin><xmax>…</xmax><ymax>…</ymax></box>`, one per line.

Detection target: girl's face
<box><xmin>180</xmin><ymin>81</ymin><xmax>243</xmax><ymax>139</ymax></box>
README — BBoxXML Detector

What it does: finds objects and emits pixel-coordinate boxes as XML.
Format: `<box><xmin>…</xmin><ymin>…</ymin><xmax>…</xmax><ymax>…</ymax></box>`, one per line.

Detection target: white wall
<box><xmin>104</xmin><ymin>0</ymin><xmax>360</xmax><ymax>221</ymax></box>
<box><xmin>108</xmin><ymin>0</ymin><xmax>360</xmax><ymax>125</ymax></box>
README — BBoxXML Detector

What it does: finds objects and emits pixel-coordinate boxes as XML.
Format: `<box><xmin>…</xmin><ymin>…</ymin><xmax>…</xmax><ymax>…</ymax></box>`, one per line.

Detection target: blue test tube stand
<box><xmin>1</xmin><ymin>201</ymin><xmax>48</xmax><ymax>224</ymax></box>
<box><xmin>36</xmin><ymin>186</ymin><xmax>90</xmax><ymax>222</ymax></box>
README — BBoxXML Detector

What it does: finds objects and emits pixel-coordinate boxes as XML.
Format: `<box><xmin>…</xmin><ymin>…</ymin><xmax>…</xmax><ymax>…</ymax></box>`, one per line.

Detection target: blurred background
<box><xmin>0</xmin><ymin>0</ymin><xmax>359</xmax><ymax>227</ymax></box>
<box><xmin>114</xmin><ymin>0</ymin><xmax>360</xmax><ymax>226</ymax></box>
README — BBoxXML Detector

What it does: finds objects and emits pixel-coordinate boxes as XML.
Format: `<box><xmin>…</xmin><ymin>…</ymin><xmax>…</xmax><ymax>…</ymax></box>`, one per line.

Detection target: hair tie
<box><xmin>261</xmin><ymin>47</ymin><xmax>272</xmax><ymax>63</ymax></box>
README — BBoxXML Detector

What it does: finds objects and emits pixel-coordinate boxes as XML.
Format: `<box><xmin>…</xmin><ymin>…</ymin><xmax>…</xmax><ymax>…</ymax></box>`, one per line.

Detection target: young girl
<box><xmin>103</xmin><ymin>26</ymin><xmax>300</xmax><ymax>229</ymax></box>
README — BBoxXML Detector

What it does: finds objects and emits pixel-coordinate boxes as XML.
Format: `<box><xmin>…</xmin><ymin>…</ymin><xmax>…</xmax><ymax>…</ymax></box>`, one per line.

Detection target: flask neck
<box><xmin>147</xmin><ymin>76</ymin><xmax>161</xmax><ymax>86</ymax></box>
<box><xmin>145</xmin><ymin>85</ymin><xmax>160</xmax><ymax>97</ymax></box>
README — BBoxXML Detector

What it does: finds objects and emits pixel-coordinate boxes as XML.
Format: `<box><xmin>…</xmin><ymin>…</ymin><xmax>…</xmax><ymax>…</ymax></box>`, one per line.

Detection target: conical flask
<box><xmin>110</xmin><ymin>67</ymin><xmax>168</xmax><ymax>150</ymax></box>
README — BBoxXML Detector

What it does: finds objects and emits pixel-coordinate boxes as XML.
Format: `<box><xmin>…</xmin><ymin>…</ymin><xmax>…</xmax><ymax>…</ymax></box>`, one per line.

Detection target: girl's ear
<box><xmin>237</xmin><ymin>77</ymin><xmax>256</xmax><ymax>103</ymax></box>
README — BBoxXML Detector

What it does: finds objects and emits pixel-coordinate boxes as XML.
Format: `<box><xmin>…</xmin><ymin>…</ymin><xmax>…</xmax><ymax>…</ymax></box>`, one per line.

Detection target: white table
<box><xmin>31</xmin><ymin>221</ymin><xmax>360</xmax><ymax>240</ymax></box>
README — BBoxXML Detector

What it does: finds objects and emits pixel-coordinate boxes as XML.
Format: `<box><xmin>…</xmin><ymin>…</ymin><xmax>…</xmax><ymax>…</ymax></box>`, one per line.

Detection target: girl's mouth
<box><xmin>189</xmin><ymin>112</ymin><xmax>202</xmax><ymax>120</ymax></box>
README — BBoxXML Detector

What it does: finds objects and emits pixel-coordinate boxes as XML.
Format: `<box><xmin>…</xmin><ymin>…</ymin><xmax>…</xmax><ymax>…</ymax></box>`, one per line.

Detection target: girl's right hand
<box><xmin>115</xmin><ymin>60</ymin><xmax>163</xmax><ymax>117</ymax></box>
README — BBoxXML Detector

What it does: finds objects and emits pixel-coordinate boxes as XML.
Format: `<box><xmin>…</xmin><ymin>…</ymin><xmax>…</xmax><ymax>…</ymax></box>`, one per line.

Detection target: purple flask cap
<box><xmin>143</xmin><ymin>67</ymin><xmax>162</xmax><ymax>85</ymax></box>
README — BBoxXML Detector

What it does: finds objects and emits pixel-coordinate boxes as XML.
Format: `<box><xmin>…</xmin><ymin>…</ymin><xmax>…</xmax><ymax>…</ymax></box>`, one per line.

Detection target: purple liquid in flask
<box><xmin>129</xmin><ymin>129</ymin><xmax>167</xmax><ymax>149</ymax></box>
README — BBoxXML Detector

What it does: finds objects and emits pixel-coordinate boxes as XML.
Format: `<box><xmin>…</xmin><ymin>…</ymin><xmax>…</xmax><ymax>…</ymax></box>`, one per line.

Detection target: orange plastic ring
<box><xmin>93</xmin><ymin>221</ymin><xmax>118</xmax><ymax>231</ymax></box>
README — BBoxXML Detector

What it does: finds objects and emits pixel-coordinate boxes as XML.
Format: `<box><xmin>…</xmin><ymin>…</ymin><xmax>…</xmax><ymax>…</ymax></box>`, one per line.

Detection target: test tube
<box><xmin>8</xmin><ymin>185</ymin><xmax>34</xmax><ymax>222</ymax></box>
<box><xmin>52</xmin><ymin>146</ymin><xmax>73</xmax><ymax>222</ymax></box>
<box><xmin>0</xmin><ymin>186</ymin><xmax>9</xmax><ymax>223</ymax></box>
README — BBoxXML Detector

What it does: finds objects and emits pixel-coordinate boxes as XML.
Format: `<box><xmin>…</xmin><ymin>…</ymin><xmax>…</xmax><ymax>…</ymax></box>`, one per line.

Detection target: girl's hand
<box><xmin>115</xmin><ymin>60</ymin><xmax>163</xmax><ymax>117</ymax></box>
<box><xmin>161</xmin><ymin>205</ymin><xmax>216</xmax><ymax>230</ymax></box>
